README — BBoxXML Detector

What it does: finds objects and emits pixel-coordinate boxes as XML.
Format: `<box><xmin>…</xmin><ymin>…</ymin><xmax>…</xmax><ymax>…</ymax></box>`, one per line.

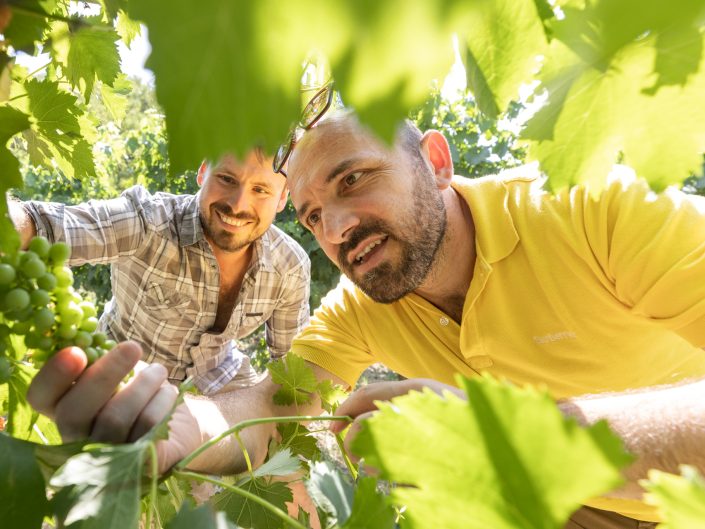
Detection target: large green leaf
<box><xmin>0</xmin><ymin>433</ymin><xmax>50</xmax><ymax>529</ymax></box>
<box><xmin>277</xmin><ymin>422</ymin><xmax>320</xmax><ymax>461</ymax></box>
<box><xmin>522</xmin><ymin>0</ymin><xmax>705</xmax><ymax>191</ymax></box>
<box><xmin>64</xmin><ymin>24</ymin><xmax>121</xmax><ymax>101</ymax></box>
<box><xmin>211</xmin><ymin>477</ymin><xmax>292</xmax><ymax>529</ymax></box>
<box><xmin>128</xmin><ymin>0</ymin><xmax>349</xmax><ymax>173</ymax></box>
<box><xmin>7</xmin><ymin>361</ymin><xmax>37</xmax><ymax>439</ymax></box>
<box><xmin>50</xmin><ymin>441</ymin><xmax>148</xmax><ymax>529</ymax></box>
<box><xmin>3</xmin><ymin>0</ymin><xmax>53</xmax><ymax>50</ymax></box>
<box><xmin>252</xmin><ymin>447</ymin><xmax>301</xmax><ymax>479</ymax></box>
<box><xmin>643</xmin><ymin>466</ymin><xmax>705</xmax><ymax>529</ymax></box>
<box><xmin>306</xmin><ymin>461</ymin><xmax>354</xmax><ymax>526</ymax></box>
<box><xmin>458</xmin><ymin>0</ymin><xmax>550</xmax><ymax>118</ymax></box>
<box><xmin>353</xmin><ymin>375</ymin><xmax>631</xmax><ymax>529</ymax></box>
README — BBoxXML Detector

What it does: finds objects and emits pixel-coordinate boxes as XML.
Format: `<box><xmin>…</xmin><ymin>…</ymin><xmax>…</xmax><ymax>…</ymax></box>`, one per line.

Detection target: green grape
<box><xmin>36</xmin><ymin>273</ymin><xmax>57</xmax><ymax>291</ymax></box>
<box><xmin>11</xmin><ymin>321</ymin><xmax>31</xmax><ymax>335</ymax></box>
<box><xmin>0</xmin><ymin>324</ymin><xmax>10</xmax><ymax>340</ymax></box>
<box><xmin>5</xmin><ymin>288</ymin><xmax>30</xmax><ymax>311</ymax></box>
<box><xmin>36</xmin><ymin>335</ymin><xmax>54</xmax><ymax>350</ymax></box>
<box><xmin>22</xmin><ymin>257</ymin><xmax>46</xmax><ymax>279</ymax></box>
<box><xmin>0</xmin><ymin>263</ymin><xmax>16</xmax><ymax>285</ymax></box>
<box><xmin>30</xmin><ymin>289</ymin><xmax>51</xmax><ymax>307</ymax></box>
<box><xmin>1</xmin><ymin>252</ymin><xmax>20</xmax><ymax>268</ymax></box>
<box><xmin>0</xmin><ymin>357</ymin><xmax>12</xmax><ymax>383</ymax></box>
<box><xmin>80</xmin><ymin>317</ymin><xmax>99</xmax><ymax>333</ymax></box>
<box><xmin>74</xmin><ymin>331</ymin><xmax>93</xmax><ymax>349</ymax></box>
<box><xmin>24</xmin><ymin>331</ymin><xmax>42</xmax><ymax>349</ymax></box>
<box><xmin>54</xmin><ymin>267</ymin><xmax>73</xmax><ymax>288</ymax></box>
<box><xmin>28</xmin><ymin>236</ymin><xmax>50</xmax><ymax>259</ymax></box>
<box><xmin>79</xmin><ymin>301</ymin><xmax>97</xmax><ymax>318</ymax></box>
<box><xmin>91</xmin><ymin>332</ymin><xmax>107</xmax><ymax>347</ymax></box>
<box><xmin>59</xmin><ymin>302</ymin><xmax>83</xmax><ymax>326</ymax></box>
<box><xmin>103</xmin><ymin>339</ymin><xmax>117</xmax><ymax>351</ymax></box>
<box><xmin>48</xmin><ymin>242</ymin><xmax>71</xmax><ymax>264</ymax></box>
<box><xmin>85</xmin><ymin>347</ymin><xmax>99</xmax><ymax>364</ymax></box>
<box><xmin>33</xmin><ymin>307</ymin><xmax>56</xmax><ymax>331</ymax></box>
<box><xmin>56</xmin><ymin>323</ymin><xmax>78</xmax><ymax>339</ymax></box>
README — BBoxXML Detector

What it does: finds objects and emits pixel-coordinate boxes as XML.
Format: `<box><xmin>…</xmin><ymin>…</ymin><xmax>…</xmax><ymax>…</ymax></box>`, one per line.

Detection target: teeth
<box><xmin>219</xmin><ymin>212</ymin><xmax>249</xmax><ymax>227</ymax></box>
<box><xmin>355</xmin><ymin>238</ymin><xmax>384</xmax><ymax>262</ymax></box>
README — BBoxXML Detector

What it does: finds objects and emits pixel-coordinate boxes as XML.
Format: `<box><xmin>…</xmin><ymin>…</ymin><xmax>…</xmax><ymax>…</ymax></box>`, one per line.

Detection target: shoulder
<box><xmin>262</xmin><ymin>224</ymin><xmax>310</xmax><ymax>276</ymax></box>
<box><xmin>120</xmin><ymin>185</ymin><xmax>197</xmax><ymax>225</ymax></box>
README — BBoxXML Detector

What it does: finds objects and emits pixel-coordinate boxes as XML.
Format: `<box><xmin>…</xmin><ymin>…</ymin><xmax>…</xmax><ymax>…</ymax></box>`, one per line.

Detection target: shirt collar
<box><xmin>451</xmin><ymin>173</ymin><xmax>520</xmax><ymax>264</ymax></box>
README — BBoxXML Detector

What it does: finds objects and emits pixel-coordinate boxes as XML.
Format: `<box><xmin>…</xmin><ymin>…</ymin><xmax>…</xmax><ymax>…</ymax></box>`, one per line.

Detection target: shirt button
<box><xmin>468</xmin><ymin>355</ymin><xmax>493</xmax><ymax>370</ymax></box>
<box><xmin>439</xmin><ymin>317</ymin><xmax>449</xmax><ymax>326</ymax></box>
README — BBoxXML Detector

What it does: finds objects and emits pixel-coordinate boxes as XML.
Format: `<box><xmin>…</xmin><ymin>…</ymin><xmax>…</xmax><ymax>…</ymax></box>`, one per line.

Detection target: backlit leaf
<box><xmin>212</xmin><ymin>477</ymin><xmax>292</xmax><ymax>529</ymax></box>
<box><xmin>268</xmin><ymin>354</ymin><xmax>318</xmax><ymax>407</ymax></box>
<box><xmin>643</xmin><ymin>466</ymin><xmax>705</xmax><ymax>529</ymax></box>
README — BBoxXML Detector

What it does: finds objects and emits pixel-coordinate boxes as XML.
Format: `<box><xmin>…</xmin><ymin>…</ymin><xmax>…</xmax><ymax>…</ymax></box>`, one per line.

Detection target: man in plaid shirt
<box><xmin>11</xmin><ymin>150</ymin><xmax>310</xmax><ymax>395</ymax></box>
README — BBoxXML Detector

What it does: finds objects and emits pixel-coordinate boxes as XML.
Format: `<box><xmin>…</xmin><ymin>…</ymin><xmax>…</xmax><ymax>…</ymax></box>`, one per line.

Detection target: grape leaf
<box><xmin>268</xmin><ymin>354</ymin><xmax>318</xmax><ymax>407</ymax></box>
<box><xmin>115</xmin><ymin>10</ymin><xmax>141</xmax><ymax>46</ymax></box>
<box><xmin>277</xmin><ymin>422</ymin><xmax>319</xmax><ymax>460</ymax></box>
<box><xmin>50</xmin><ymin>441</ymin><xmax>148</xmax><ymax>529</ymax></box>
<box><xmin>252</xmin><ymin>447</ymin><xmax>301</xmax><ymax>479</ymax></box>
<box><xmin>3</xmin><ymin>0</ymin><xmax>52</xmax><ymax>50</ymax></box>
<box><xmin>306</xmin><ymin>461</ymin><xmax>354</xmax><ymax>525</ymax></box>
<box><xmin>211</xmin><ymin>477</ymin><xmax>292</xmax><ymax>529</ymax></box>
<box><xmin>352</xmin><ymin>375</ymin><xmax>631</xmax><ymax>529</ymax></box>
<box><xmin>341</xmin><ymin>476</ymin><xmax>396</xmax><ymax>529</ymax></box>
<box><xmin>0</xmin><ymin>433</ymin><xmax>50</xmax><ymax>529</ymax></box>
<box><xmin>459</xmin><ymin>0</ymin><xmax>550</xmax><ymax>118</ymax></box>
<box><xmin>522</xmin><ymin>0</ymin><xmax>705</xmax><ymax>191</ymax></box>
<box><xmin>7</xmin><ymin>361</ymin><xmax>36</xmax><ymax>439</ymax></box>
<box><xmin>99</xmin><ymin>75</ymin><xmax>131</xmax><ymax>123</ymax></box>
<box><xmin>643</xmin><ymin>466</ymin><xmax>705</xmax><ymax>529</ymax></box>
<box><xmin>166</xmin><ymin>503</ymin><xmax>237</xmax><ymax>529</ymax></box>
<box><xmin>317</xmin><ymin>378</ymin><xmax>348</xmax><ymax>414</ymax></box>
<box><xmin>64</xmin><ymin>23</ymin><xmax>121</xmax><ymax>101</ymax></box>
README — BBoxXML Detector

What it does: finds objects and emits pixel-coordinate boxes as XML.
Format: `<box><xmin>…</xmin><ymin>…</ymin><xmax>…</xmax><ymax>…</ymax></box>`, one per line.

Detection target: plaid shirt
<box><xmin>25</xmin><ymin>185</ymin><xmax>310</xmax><ymax>394</ymax></box>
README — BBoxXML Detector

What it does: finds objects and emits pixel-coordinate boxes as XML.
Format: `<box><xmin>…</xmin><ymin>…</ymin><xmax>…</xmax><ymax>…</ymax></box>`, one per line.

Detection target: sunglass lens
<box><xmin>302</xmin><ymin>86</ymin><xmax>332</xmax><ymax>127</ymax></box>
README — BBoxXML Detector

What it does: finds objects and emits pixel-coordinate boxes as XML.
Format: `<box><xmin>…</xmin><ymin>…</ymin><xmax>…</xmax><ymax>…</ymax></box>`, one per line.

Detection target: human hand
<box><xmin>329</xmin><ymin>378</ymin><xmax>464</xmax><ymax>457</ymax></box>
<box><xmin>26</xmin><ymin>341</ymin><xmax>202</xmax><ymax>473</ymax></box>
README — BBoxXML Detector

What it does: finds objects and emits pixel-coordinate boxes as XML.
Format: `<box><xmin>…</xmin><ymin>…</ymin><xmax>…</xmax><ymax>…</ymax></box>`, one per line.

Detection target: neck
<box><xmin>209</xmin><ymin>240</ymin><xmax>254</xmax><ymax>279</ymax></box>
<box><xmin>414</xmin><ymin>183</ymin><xmax>476</xmax><ymax>321</ymax></box>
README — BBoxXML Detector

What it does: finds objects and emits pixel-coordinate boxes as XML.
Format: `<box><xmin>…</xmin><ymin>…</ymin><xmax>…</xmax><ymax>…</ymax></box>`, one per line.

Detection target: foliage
<box><xmin>643</xmin><ymin>466</ymin><xmax>705</xmax><ymax>529</ymax></box>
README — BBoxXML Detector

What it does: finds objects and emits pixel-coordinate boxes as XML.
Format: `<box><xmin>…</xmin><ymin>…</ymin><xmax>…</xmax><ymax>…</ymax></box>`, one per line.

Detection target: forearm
<box><xmin>181</xmin><ymin>372</ymin><xmax>327</xmax><ymax>475</ymax></box>
<box><xmin>559</xmin><ymin>378</ymin><xmax>705</xmax><ymax>499</ymax></box>
<box><xmin>8</xmin><ymin>197</ymin><xmax>36</xmax><ymax>248</ymax></box>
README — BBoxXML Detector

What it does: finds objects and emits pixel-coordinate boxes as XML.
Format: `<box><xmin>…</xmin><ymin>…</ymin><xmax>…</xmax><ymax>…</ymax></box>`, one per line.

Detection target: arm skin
<box><xmin>26</xmin><ymin>342</ymin><xmax>344</xmax><ymax>475</ymax></box>
<box><xmin>8</xmin><ymin>198</ymin><xmax>36</xmax><ymax>248</ymax></box>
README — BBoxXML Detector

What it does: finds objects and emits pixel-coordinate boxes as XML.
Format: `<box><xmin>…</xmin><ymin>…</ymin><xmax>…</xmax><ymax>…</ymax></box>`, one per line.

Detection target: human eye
<box><xmin>253</xmin><ymin>186</ymin><xmax>270</xmax><ymax>195</ymax></box>
<box><xmin>344</xmin><ymin>171</ymin><xmax>363</xmax><ymax>186</ymax></box>
<box><xmin>307</xmin><ymin>210</ymin><xmax>321</xmax><ymax>228</ymax></box>
<box><xmin>218</xmin><ymin>173</ymin><xmax>237</xmax><ymax>185</ymax></box>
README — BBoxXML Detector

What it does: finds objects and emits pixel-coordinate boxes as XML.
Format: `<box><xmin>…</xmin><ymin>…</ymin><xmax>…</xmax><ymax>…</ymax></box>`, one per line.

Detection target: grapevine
<box><xmin>0</xmin><ymin>236</ymin><xmax>116</xmax><ymax>369</ymax></box>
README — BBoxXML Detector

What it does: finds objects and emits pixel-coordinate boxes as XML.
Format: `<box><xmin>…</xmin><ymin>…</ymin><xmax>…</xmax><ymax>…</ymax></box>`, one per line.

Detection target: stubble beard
<box><xmin>339</xmin><ymin>171</ymin><xmax>447</xmax><ymax>303</ymax></box>
<box><xmin>200</xmin><ymin>204</ymin><xmax>261</xmax><ymax>253</ymax></box>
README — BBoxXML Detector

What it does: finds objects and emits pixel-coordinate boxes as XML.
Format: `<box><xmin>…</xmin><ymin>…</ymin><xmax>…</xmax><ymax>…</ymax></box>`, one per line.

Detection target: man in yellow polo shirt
<box><xmin>278</xmin><ymin>110</ymin><xmax>705</xmax><ymax>528</ymax></box>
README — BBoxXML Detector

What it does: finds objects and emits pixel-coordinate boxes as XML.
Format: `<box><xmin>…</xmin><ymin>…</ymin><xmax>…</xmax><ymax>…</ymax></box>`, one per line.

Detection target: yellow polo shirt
<box><xmin>291</xmin><ymin>166</ymin><xmax>705</xmax><ymax>521</ymax></box>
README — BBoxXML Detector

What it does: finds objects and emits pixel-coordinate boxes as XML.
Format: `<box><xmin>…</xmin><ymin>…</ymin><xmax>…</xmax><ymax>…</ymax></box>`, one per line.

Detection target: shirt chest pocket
<box><xmin>144</xmin><ymin>281</ymin><xmax>193</xmax><ymax>311</ymax></box>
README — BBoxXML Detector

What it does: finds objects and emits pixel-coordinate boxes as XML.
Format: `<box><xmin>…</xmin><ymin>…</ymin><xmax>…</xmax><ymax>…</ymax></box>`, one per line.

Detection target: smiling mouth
<box><xmin>353</xmin><ymin>235</ymin><xmax>388</xmax><ymax>265</ymax></box>
<box><xmin>217</xmin><ymin>210</ymin><xmax>252</xmax><ymax>227</ymax></box>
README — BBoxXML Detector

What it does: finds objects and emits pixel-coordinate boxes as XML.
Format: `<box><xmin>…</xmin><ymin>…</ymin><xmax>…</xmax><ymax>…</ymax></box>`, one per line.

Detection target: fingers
<box><xmin>127</xmin><ymin>382</ymin><xmax>179</xmax><ymax>442</ymax></box>
<box><xmin>91</xmin><ymin>363</ymin><xmax>170</xmax><ymax>443</ymax></box>
<box><xmin>52</xmin><ymin>341</ymin><xmax>142</xmax><ymax>442</ymax></box>
<box><xmin>330</xmin><ymin>381</ymin><xmax>410</xmax><ymax>434</ymax></box>
<box><xmin>27</xmin><ymin>346</ymin><xmax>88</xmax><ymax>417</ymax></box>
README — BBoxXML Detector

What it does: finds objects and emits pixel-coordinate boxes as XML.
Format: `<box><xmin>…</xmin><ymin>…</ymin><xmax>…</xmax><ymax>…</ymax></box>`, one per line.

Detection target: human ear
<box><xmin>196</xmin><ymin>161</ymin><xmax>208</xmax><ymax>186</ymax></box>
<box><xmin>276</xmin><ymin>184</ymin><xmax>289</xmax><ymax>213</ymax></box>
<box><xmin>420</xmin><ymin>131</ymin><xmax>454</xmax><ymax>189</ymax></box>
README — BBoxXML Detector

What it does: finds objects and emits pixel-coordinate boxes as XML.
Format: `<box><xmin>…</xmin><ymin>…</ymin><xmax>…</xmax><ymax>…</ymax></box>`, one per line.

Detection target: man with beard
<box><xmin>11</xmin><ymin>150</ymin><xmax>310</xmax><ymax>395</ymax></box>
<box><xmin>25</xmin><ymin>111</ymin><xmax>705</xmax><ymax>528</ymax></box>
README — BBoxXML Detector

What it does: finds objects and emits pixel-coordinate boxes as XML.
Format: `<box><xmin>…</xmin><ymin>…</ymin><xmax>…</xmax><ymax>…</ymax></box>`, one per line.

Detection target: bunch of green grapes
<box><xmin>0</xmin><ymin>236</ymin><xmax>116</xmax><ymax>382</ymax></box>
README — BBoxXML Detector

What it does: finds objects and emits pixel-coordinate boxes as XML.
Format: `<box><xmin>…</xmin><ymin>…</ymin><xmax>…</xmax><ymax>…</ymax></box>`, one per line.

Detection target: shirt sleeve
<box><xmin>23</xmin><ymin>185</ymin><xmax>153</xmax><ymax>266</ymax></box>
<box><xmin>265</xmin><ymin>258</ymin><xmax>311</xmax><ymax>359</ymax></box>
<box><xmin>582</xmin><ymin>170</ymin><xmax>705</xmax><ymax>347</ymax></box>
<box><xmin>290</xmin><ymin>277</ymin><xmax>376</xmax><ymax>388</ymax></box>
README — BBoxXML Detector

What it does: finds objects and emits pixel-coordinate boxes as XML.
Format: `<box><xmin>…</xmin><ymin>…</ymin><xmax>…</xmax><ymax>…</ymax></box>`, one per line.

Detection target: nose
<box><xmin>227</xmin><ymin>187</ymin><xmax>249</xmax><ymax>213</ymax></box>
<box><xmin>322</xmin><ymin>207</ymin><xmax>359</xmax><ymax>245</ymax></box>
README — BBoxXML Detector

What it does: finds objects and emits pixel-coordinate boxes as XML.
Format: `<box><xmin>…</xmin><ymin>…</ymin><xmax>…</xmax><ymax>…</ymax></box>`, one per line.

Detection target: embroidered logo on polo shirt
<box><xmin>533</xmin><ymin>331</ymin><xmax>577</xmax><ymax>344</ymax></box>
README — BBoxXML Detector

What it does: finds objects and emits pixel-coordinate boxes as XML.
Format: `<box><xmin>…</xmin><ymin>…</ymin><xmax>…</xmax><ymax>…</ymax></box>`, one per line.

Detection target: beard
<box><xmin>338</xmin><ymin>168</ymin><xmax>447</xmax><ymax>303</ymax></box>
<box><xmin>200</xmin><ymin>203</ymin><xmax>261</xmax><ymax>252</ymax></box>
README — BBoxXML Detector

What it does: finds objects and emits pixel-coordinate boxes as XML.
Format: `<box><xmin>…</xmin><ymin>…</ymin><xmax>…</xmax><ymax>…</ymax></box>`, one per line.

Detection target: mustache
<box><xmin>338</xmin><ymin>220</ymin><xmax>391</xmax><ymax>266</ymax></box>
<box><xmin>212</xmin><ymin>204</ymin><xmax>257</xmax><ymax>222</ymax></box>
